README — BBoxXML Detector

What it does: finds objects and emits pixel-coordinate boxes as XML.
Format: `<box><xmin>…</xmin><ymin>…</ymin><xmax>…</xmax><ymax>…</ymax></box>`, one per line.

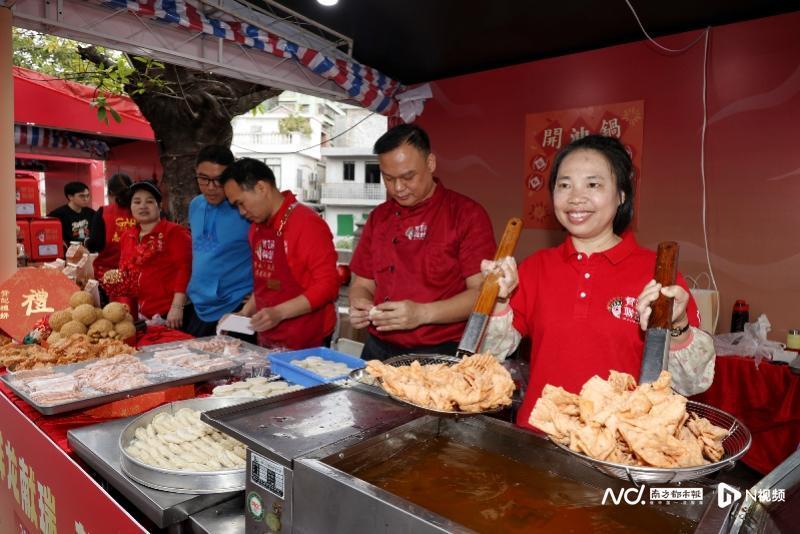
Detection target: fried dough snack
<box><xmin>530</xmin><ymin>370</ymin><xmax>729</xmax><ymax>468</ymax></box>
<box><xmin>366</xmin><ymin>353</ymin><xmax>515</xmax><ymax>412</ymax></box>
<box><xmin>0</xmin><ymin>334</ymin><xmax>136</xmax><ymax>370</ymax></box>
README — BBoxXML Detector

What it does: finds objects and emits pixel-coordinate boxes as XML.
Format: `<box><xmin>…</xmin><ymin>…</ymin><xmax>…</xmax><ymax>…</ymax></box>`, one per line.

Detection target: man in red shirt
<box><xmin>349</xmin><ymin>124</ymin><xmax>496</xmax><ymax>359</ymax></box>
<box><xmin>220</xmin><ymin>159</ymin><xmax>339</xmax><ymax>349</ymax></box>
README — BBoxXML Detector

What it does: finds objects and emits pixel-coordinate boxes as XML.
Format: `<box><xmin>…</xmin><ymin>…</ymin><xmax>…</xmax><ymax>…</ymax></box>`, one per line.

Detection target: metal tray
<box><xmin>146</xmin><ymin>335</ymin><xmax>271</xmax><ymax>359</ymax></box>
<box><xmin>119</xmin><ymin>397</ymin><xmax>249</xmax><ymax>494</ymax></box>
<box><xmin>1</xmin><ymin>349</ymin><xmax>242</xmax><ymax>416</ymax></box>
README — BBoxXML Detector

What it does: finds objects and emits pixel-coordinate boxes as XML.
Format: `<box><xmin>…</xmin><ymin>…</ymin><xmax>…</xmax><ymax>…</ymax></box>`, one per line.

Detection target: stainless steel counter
<box><xmin>188</xmin><ymin>496</ymin><xmax>245</xmax><ymax>534</ymax></box>
<box><xmin>68</xmin><ymin>417</ymin><xmax>241</xmax><ymax>529</ymax></box>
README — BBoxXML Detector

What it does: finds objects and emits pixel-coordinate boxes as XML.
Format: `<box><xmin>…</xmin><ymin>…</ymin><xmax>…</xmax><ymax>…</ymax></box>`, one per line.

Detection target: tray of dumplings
<box><xmin>1</xmin><ymin>344</ymin><xmax>243</xmax><ymax>415</ymax></box>
<box><xmin>119</xmin><ymin>397</ymin><xmax>249</xmax><ymax>493</ymax></box>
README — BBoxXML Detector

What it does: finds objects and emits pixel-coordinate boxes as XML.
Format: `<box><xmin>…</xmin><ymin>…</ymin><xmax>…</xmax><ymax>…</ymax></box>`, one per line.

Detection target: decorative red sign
<box><xmin>0</xmin><ymin>393</ymin><xmax>145</xmax><ymax>533</ymax></box>
<box><xmin>0</xmin><ymin>268</ymin><xmax>78</xmax><ymax>341</ymax></box>
<box><xmin>522</xmin><ymin>100</ymin><xmax>645</xmax><ymax>229</ymax></box>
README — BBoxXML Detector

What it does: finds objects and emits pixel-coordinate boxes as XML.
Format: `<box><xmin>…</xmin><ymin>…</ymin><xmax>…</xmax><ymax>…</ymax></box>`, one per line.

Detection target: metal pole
<box><xmin>0</xmin><ymin>6</ymin><xmax>17</xmax><ymax>282</ymax></box>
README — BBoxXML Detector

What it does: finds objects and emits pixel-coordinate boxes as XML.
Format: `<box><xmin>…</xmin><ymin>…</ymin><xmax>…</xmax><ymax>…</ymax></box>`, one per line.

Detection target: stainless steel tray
<box><xmin>1</xmin><ymin>349</ymin><xmax>242</xmax><ymax>416</ymax></box>
<box><xmin>119</xmin><ymin>397</ymin><xmax>249</xmax><ymax>494</ymax></box>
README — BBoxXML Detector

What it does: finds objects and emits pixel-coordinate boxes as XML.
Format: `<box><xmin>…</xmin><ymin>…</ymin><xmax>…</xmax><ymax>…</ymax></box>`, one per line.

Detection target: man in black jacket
<box><xmin>47</xmin><ymin>181</ymin><xmax>96</xmax><ymax>252</ymax></box>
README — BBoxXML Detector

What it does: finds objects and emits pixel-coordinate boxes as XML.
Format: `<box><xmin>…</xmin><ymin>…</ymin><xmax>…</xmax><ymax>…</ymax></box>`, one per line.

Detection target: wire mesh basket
<box><xmin>551</xmin><ymin>400</ymin><xmax>752</xmax><ymax>485</ymax></box>
<box><xmin>361</xmin><ymin>354</ymin><xmax>507</xmax><ymax>415</ymax></box>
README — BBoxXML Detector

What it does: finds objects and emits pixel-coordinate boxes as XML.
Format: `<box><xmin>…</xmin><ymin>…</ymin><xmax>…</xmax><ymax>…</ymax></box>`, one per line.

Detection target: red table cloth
<box><xmin>693</xmin><ymin>354</ymin><xmax>800</xmax><ymax>474</ymax></box>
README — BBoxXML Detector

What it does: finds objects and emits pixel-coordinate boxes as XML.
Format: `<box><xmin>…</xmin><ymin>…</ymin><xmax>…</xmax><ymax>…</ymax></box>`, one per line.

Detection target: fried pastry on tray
<box><xmin>365</xmin><ymin>353</ymin><xmax>515</xmax><ymax>413</ymax></box>
<box><xmin>530</xmin><ymin>370</ymin><xmax>729</xmax><ymax>468</ymax></box>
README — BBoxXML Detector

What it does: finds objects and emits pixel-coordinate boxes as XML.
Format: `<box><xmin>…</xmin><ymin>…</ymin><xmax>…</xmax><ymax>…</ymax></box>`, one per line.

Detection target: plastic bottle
<box><xmin>730</xmin><ymin>300</ymin><xmax>749</xmax><ymax>333</ymax></box>
<box><xmin>787</xmin><ymin>329</ymin><xmax>800</xmax><ymax>354</ymax></box>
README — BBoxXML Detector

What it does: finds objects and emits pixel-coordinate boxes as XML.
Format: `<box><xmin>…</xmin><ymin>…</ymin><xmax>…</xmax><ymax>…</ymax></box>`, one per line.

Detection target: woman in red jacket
<box><xmin>119</xmin><ymin>181</ymin><xmax>191</xmax><ymax>329</ymax></box>
<box><xmin>86</xmin><ymin>173</ymin><xmax>137</xmax><ymax>282</ymax></box>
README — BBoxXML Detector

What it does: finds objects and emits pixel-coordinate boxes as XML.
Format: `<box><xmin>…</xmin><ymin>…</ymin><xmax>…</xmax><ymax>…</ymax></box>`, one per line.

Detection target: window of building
<box><xmin>343</xmin><ymin>161</ymin><xmax>355</xmax><ymax>181</ymax></box>
<box><xmin>337</xmin><ymin>214</ymin><xmax>354</xmax><ymax>236</ymax></box>
<box><xmin>365</xmin><ymin>162</ymin><xmax>381</xmax><ymax>184</ymax></box>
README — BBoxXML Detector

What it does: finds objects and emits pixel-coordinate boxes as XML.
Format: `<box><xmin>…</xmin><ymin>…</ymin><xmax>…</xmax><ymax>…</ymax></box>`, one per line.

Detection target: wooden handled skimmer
<box><xmin>639</xmin><ymin>241</ymin><xmax>679</xmax><ymax>384</ymax></box>
<box><xmin>456</xmin><ymin>218</ymin><xmax>523</xmax><ymax>357</ymax></box>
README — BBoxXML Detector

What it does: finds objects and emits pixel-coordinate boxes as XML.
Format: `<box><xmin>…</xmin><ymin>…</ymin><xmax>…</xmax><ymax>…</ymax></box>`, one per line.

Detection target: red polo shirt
<box><xmin>512</xmin><ymin>232</ymin><xmax>700</xmax><ymax>431</ymax></box>
<box><xmin>249</xmin><ymin>191</ymin><xmax>339</xmax><ymax>336</ymax></box>
<box><xmin>350</xmin><ymin>180</ymin><xmax>496</xmax><ymax>348</ymax></box>
<box><xmin>119</xmin><ymin>219</ymin><xmax>192</xmax><ymax>318</ymax></box>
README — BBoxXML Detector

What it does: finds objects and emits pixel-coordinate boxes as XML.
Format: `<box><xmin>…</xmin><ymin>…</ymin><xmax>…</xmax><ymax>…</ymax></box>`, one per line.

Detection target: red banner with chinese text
<box><xmin>0</xmin><ymin>393</ymin><xmax>145</xmax><ymax>533</ymax></box>
<box><xmin>522</xmin><ymin>100</ymin><xmax>645</xmax><ymax>229</ymax></box>
<box><xmin>0</xmin><ymin>268</ymin><xmax>78</xmax><ymax>341</ymax></box>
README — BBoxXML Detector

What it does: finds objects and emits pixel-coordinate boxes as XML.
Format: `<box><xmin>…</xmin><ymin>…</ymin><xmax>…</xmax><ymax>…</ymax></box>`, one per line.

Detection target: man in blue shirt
<box><xmin>184</xmin><ymin>146</ymin><xmax>253</xmax><ymax>337</ymax></box>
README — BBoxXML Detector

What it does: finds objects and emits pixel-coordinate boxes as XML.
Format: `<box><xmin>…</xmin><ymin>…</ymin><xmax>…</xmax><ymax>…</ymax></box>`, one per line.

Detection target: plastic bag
<box><xmin>145</xmin><ymin>314</ymin><xmax>167</xmax><ymax>327</ymax></box>
<box><xmin>713</xmin><ymin>314</ymin><xmax>797</xmax><ymax>367</ymax></box>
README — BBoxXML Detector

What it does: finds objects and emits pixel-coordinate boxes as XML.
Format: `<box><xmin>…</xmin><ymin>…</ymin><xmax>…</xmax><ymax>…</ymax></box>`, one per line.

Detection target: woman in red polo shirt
<box><xmin>481</xmin><ymin>134</ymin><xmax>715</xmax><ymax>432</ymax></box>
<box><xmin>119</xmin><ymin>181</ymin><xmax>191</xmax><ymax>330</ymax></box>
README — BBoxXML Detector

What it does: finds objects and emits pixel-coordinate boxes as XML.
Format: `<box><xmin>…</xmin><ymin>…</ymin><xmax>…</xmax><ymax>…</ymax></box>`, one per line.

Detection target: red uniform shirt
<box><xmin>511</xmin><ymin>232</ymin><xmax>700</xmax><ymax>431</ymax></box>
<box><xmin>93</xmin><ymin>203</ymin><xmax>136</xmax><ymax>280</ymax></box>
<box><xmin>350</xmin><ymin>180</ymin><xmax>496</xmax><ymax>348</ymax></box>
<box><xmin>119</xmin><ymin>219</ymin><xmax>192</xmax><ymax>318</ymax></box>
<box><xmin>249</xmin><ymin>191</ymin><xmax>339</xmax><ymax>337</ymax></box>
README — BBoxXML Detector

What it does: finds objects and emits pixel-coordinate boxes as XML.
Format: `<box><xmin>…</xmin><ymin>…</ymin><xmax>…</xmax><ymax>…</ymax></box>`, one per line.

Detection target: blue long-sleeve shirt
<box><xmin>187</xmin><ymin>195</ymin><xmax>253</xmax><ymax>321</ymax></box>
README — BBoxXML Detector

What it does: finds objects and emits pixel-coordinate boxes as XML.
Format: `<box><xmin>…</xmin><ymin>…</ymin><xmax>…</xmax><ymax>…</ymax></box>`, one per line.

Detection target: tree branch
<box><xmin>227</xmin><ymin>87</ymin><xmax>282</xmax><ymax>116</ymax></box>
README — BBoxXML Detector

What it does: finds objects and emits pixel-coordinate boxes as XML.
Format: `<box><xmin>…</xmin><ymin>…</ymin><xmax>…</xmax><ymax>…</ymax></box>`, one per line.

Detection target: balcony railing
<box><xmin>233</xmin><ymin>132</ymin><xmax>295</xmax><ymax>146</ymax></box>
<box><xmin>321</xmin><ymin>182</ymin><xmax>386</xmax><ymax>202</ymax></box>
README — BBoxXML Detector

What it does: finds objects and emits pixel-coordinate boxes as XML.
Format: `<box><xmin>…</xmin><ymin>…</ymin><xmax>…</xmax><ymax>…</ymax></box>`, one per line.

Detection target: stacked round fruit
<box><xmin>47</xmin><ymin>292</ymin><xmax>136</xmax><ymax>344</ymax></box>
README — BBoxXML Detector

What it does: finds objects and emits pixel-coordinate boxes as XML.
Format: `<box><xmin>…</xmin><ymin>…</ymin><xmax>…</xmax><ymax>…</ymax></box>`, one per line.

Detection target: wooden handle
<box><xmin>649</xmin><ymin>241</ymin><xmax>679</xmax><ymax>329</ymax></box>
<box><xmin>473</xmin><ymin>218</ymin><xmax>523</xmax><ymax>315</ymax></box>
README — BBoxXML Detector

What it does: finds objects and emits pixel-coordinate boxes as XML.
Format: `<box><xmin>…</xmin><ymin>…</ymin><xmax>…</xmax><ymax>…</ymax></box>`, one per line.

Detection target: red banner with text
<box><xmin>522</xmin><ymin>100</ymin><xmax>645</xmax><ymax>229</ymax></box>
<box><xmin>0</xmin><ymin>394</ymin><xmax>144</xmax><ymax>533</ymax></box>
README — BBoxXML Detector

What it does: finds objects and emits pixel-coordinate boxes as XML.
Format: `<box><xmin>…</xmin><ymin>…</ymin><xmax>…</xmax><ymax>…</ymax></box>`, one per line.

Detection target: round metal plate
<box><xmin>119</xmin><ymin>397</ymin><xmax>250</xmax><ymax>494</ymax></box>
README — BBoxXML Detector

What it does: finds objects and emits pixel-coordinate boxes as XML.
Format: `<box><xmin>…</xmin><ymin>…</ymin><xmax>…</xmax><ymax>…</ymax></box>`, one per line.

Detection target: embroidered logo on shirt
<box><xmin>608</xmin><ymin>296</ymin><xmax>640</xmax><ymax>324</ymax></box>
<box><xmin>254</xmin><ymin>239</ymin><xmax>275</xmax><ymax>262</ymax></box>
<box><xmin>404</xmin><ymin>223</ymin><xmax>428</xmax><ymax>241</ymax></box>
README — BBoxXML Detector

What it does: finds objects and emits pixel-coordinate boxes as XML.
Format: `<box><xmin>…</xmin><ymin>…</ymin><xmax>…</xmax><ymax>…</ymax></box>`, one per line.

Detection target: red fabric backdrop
<box><xmin>693</xmin><ymin>355</ymin><xmax>800</xmax><ymax>474</ymax></box>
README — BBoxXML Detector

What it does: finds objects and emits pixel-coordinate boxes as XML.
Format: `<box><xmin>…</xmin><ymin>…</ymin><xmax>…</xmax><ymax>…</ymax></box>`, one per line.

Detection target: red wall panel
<box><xmin>417</xmin><ymin>13</ymin><xmax>800</xmax><ymax>337</ymax></box>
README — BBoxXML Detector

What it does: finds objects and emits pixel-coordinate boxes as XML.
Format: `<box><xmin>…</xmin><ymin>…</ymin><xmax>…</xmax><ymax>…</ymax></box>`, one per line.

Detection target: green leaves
<box><xmin>12</xmin><ymin>28</ymin><xmax>179</xmax><ymax>127</ymax></box>
<box><xmin>89</xmin><ymin>94</ymin><xmax>122</xmax><ymax>125</ymax></box>
<box><xmin>278</xmin><ymin>114</ymin><xmax>312</xmax><ymax>136</ymax></box>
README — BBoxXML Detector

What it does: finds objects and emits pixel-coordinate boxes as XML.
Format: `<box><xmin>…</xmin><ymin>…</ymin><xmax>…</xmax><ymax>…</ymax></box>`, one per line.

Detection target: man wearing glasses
<box><xmin>183</xmin><ymin>145</ymin><xmax>253</xmax><ymax>337</ymax></box>
<box><xmin>47</xmin><ymin>181</ymin><xmax>96</xmax><ymax>254</ymax></box>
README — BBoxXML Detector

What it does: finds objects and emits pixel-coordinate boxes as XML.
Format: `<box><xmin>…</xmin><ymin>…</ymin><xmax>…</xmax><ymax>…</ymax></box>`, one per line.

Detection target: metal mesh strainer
<box><xmin>551</xmin><ymin>400</ymin><xmax>752</xmax><ymax>484</ymax></box>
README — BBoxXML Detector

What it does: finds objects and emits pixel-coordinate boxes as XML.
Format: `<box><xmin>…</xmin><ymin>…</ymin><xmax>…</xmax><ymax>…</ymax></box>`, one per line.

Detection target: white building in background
<box><xmin>230</xmin><ymin>92</ymin><xmax>387</xmax><ymax>240</ymax></box>
<box><xmin>230</xmin><ymin>92</ymin><xmax>343</xmax><ymax>204</ymax></box>
<box><xmin>321</xmin><ymin>106</ymin><xmax>387</xmax><ymax>240</ymax></box>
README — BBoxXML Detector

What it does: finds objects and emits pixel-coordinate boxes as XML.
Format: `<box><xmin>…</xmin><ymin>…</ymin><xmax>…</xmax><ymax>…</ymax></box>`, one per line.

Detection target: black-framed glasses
<box><xmin>196</xmin><ymin>176</ymin><xmax>222</xmax><ymax>187</ymax></box>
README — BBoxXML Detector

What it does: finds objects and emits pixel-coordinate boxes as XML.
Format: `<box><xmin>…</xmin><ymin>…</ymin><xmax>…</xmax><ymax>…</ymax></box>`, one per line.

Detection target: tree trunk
<box><xmin>78</xmin><ymin>47</ymin><xmax>281</xmax><ymax>225</ymax></box>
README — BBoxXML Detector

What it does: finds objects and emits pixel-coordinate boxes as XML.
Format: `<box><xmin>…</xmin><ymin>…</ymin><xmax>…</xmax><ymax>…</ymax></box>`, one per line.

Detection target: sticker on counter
<box><xmin>251</xmin><ymin>451</ymin><xmax>285</xmax><ymax>499</ymax></box>
<box><xmin>247</xmin><ymin>491</ymin><xmax>265</xmax><ymax>521</ymax></box>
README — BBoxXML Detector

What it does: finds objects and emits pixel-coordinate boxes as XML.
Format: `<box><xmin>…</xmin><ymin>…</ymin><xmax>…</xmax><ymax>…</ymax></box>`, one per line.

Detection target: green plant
<box><xmin>278</xmin><ymin>114</ymin><xmax>312</xmax><ymax>136</ymax></box>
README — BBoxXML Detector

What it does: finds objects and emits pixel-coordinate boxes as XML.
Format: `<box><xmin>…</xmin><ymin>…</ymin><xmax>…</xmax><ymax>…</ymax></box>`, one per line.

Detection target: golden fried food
<box><xmin>0</xmin><ymin>334</ymin><xmax>136</xmax><ymax>370</ymax></box>
<box><xmin>531</xmin><ymin>371</ymin><xmax>728</xmax><ymax>468</ymax></box>
<box><xmin>366</xmin><ymin>353</ymin><xmax>514</xmax><ymax>412</ymax></box>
